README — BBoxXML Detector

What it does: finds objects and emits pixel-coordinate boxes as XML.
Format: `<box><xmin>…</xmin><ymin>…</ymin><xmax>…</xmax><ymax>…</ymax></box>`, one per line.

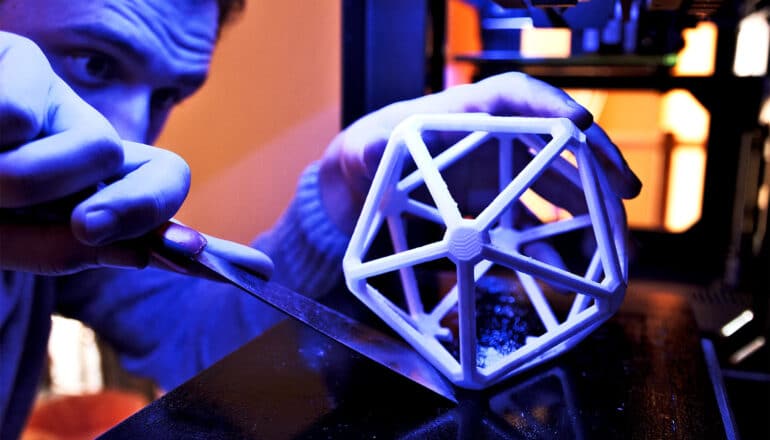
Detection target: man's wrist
<box><xmin>318</xmin><ymin>152</ymin><xmax>364</xmax><ymax>237</ymax></box>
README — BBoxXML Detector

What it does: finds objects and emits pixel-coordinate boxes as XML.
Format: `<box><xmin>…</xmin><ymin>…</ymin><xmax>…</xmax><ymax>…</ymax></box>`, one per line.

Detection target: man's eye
<box><xmin>61</xmin><ymin>53</ymin><xmax>119</xmax><ymax>85</ymax></box>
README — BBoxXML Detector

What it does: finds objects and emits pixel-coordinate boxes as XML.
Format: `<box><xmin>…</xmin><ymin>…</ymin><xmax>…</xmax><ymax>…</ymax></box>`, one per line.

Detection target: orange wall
<box><xmin>156</xmin><ymin>2</ymin><xmax>341</xmax><ymax>243</ymax></box>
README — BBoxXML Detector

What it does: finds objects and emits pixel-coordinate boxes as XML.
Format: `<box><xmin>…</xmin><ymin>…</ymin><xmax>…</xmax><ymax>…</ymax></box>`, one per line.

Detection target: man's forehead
<box><xmin>1</xmin><ymin>0</ymin><xmax>219</xmax><ymax>57</ymax></box>
<box><xmin>100</xmin><ymin>0</ymin><xmax>219</xmax><ymax>31</ymax></box>
<box><xmin>0</xmin><ymin>0</ymin><xmax>219</xmax><ymax>30</ymax></box>
<box><xmin>1</xmin><ymin>0</ymin><xmax>219</xmax><ymax>79</ymax></box>
<box><xmin>103</xmin><ymin>0</ymin><xmax>219</xmax><ymax>63</ymax></box>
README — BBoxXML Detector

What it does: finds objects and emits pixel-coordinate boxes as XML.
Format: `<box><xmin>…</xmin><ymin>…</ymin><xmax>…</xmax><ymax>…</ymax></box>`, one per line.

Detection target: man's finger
<box><xmin>0</xmin><ymin>33</ymin><xmax>50</xmax><ymax>148</ymax></box>
<box><xmin>204</xmin><ymin>234</ymin><xmax>274</xmax><ymax>280</ymax></box>
<box><xmin>439</xmin><ymin>72</ymin><xmax>594</xmax><ymax>129</ymax></box>
<box><xmin>585</xmin><ymin>123</ymin><xmax>642</xmax><ymax>199</ymax></box>
<box><xmin>338</xmin><ymin>72</ymin><xmax>595</xmax><ymax>192</ymax></box>
<box><xmin>71</xmin><ymin>141</ymin><xmax>191</xmax><ymax>245</ymax></box>
<box><xmin>0</xmin><ymin>223</ymin><xmax>149</xmax><ymax>274</ymax></box>
<box><xmin>0</xmin><ymin>36</ymin><xmax>124</xmax><ymax>207</ymax></box>
<box><xmin>0</xmin><ymin>126</ymin><xmax>123</xmax><ymax>207</ymax></box>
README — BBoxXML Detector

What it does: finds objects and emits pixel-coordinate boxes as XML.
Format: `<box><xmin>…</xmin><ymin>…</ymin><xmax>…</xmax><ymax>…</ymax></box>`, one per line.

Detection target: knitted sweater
<box><xmin>0</xmin><ymin>162</ymin><xmax>349</xmax><ymax>439</ymax></box>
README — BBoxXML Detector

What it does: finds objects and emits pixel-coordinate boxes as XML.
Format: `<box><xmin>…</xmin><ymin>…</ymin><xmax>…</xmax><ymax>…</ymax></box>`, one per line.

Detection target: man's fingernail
<box><xmin>617</xmin><ymin>173</ymin><xmax>643</xmax><ymax>199</ymax></box>
<box><xmin>85</xmin><ymin>209</ymin><xmax>117</xmax><ymax>244</ymax></box>
<box><xmin>157</xmin><ymin>222</ymin><xmax>207</xmax><ymax>257</ymax></box>
<box><xmin>629</xmin><ymin>173</ymin><xmax>643</xmax><ymax>196</ymax></box>
<box><xmin>565</xmin><ymin>101</ymin><xmax>592</xmax><ymax>128</ymax></box>
<box><xmin>565</xmin><ymin>99</ymin><xmax>581</xmax><ymax>110</ymax></box>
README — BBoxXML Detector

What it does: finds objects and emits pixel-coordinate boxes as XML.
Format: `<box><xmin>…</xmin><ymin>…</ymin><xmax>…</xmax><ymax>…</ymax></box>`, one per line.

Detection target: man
<box><xmin>0</xmin><ymin>0</ymin><xmax>641</xmax><ymax>438</ymax></box>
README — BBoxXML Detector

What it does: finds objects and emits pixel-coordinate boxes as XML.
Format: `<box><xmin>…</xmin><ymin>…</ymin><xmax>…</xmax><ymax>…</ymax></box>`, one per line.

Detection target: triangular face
<box><xmin>393</xmin><ymin>128</ymin><xmax>497</xmax><ymax>225</ymax></box>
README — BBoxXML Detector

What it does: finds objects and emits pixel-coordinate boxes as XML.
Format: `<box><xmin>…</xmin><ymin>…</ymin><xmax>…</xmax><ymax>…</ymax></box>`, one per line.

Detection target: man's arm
<box><xmin>319</xmin><ymin>72</ymin><xmax>641</xmax><ymax>237</ymax></box>
<box><xmin>55</xmin><ymin>267</ymin><xmax>285</xmax><ymax>392</ymax></box>
<box><xmin>258</xmin><ymin>72</ymin><xmax>641</xmax><ymax>299</ymax></box>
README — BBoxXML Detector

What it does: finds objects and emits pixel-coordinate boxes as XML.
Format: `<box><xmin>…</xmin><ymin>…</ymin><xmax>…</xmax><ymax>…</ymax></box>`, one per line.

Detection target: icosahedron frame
<box><xmin>343</xmin><ymin>114</ymin><xmax>628</xmax><ymax>389</ymax></box>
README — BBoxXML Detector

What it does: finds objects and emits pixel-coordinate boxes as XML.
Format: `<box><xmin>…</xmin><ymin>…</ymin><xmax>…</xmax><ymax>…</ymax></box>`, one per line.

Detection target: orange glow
<box><xmin>646</xmin><ymin>288</ymin><xmax>689</xmax><ymax>310</ymax></box>
<box><xmin>564</xmin><ymin>89</ymin><xmax>609</xmax><ymax>121</ymax></box>
<box><xmin>559</xmin><ymin>149</ymin><xmax>577</xmax><ymax>167</ymax></box>
<box><xmin>665</xmin><ymin>145</ymin><xmax>707</xmax><ymax>232</ymax></box>
<box><xmin>561</xmin><ymin>89</ymin><xmax>711</xmax><ymax>233</ymax></box>
<box><xmin>520</xmin><ymin>28</ymin><xmax>572</xmax><ymax>58</ymax></box>
<box><xmin>566</xmin><ymin>90</ymin><xmax>665</xmax><ymax>230</ymax></box>
<box><xmin>659</xmin><ymin>89</ymin><xmax>709</xmax><ymax>232</ymax></box>
<box><xmin>157</xmin><ymin>2</ymin><xmax>342</xmax><ymax>242</ymax></box>
<box><xmin>760</xmin><ymin>97</ymin><xmax>770</xmax><ymax>125</ymax></box>
<box><xmin>758</xmin><ymin>184</ymin><xmax>769</xmax><ymax>211</ymax></box>
<box><xmin>445</xmin><ymin>0</ymin><xmax>481</xmax><ymax>87</ymax></box>
<box><xmin>660</xmin><ymin>89</ymin><xmax>710</xmax><ymax>144</ymax></box>
<box><xmin>673</xmin><ymin>21</ymin><xmax>717</xmax><ymax>76</ymax></box>
<box><xmin>520</xmin><ymin>188</ymin><xmax>572</xmax><ymax>223</ymax></box>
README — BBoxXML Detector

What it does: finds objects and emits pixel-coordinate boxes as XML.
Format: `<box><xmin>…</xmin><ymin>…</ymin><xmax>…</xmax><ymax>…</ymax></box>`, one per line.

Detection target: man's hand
<box><xmin>0</xmin><ymin>32</ymin><xmax>191</xmax><ymax>274</ymax></box>
<box><xmin>319</xmin><ymin>72</ymin><xmax>642</xmax><ymax>235</ymax></box>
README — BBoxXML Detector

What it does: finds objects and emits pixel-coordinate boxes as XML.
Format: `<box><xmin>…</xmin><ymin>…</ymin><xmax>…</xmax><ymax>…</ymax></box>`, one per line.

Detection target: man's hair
<box><xmin>0</xmin><ymin>0</ymin><xmax>246</xmax><ymax>33</ymax></box>
<box><xmin>217</xmin><ymin>0</ymin><xmax>245</xmax><ymax>33</ymax></box>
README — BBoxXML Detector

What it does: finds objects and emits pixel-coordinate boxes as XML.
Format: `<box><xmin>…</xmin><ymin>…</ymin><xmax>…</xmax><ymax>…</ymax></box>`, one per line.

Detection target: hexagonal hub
<box><xmin>446</xmin><ymin>224</ymin><xmax>488</xmax><ymax>263</ymax></box>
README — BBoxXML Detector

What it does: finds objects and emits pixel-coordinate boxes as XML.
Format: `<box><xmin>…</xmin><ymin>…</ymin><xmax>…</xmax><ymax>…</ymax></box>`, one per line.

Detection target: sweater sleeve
<box><xmin>253</xmin><ymin>161</ymin><xmax>350</xmax><ymax>298</ymax></box>
<box><xmin>56</xmin><ymin>268</ymin><xmax>287</xmax><ymax>392</ymax></box>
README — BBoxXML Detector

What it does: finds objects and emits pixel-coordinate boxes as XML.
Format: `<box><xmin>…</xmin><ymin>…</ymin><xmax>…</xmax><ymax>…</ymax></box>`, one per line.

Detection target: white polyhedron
<box><xmin>343</xmin><ymin>114</ymin><xmax>628</xmax><ymax>390</ymax></box>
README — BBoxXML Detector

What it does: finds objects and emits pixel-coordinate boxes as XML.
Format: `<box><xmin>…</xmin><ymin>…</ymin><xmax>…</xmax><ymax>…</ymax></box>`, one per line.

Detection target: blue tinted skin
<box><xmin>0</xmin><ymin>0</ymin><xmax>217</xmax><ymax>144</ymax></box>
<box><xmin>0</xmin><ymin>0</ymin><xmax>256</xmax><ymax>275</ymax></box>
<box><xmin>0</xmin><ymin>4</ymin><xmax>278</xmax><ymax>433</ymax></box>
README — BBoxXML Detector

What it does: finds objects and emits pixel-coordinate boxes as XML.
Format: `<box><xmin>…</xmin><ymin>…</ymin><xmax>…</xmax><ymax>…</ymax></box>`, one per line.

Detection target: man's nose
<box><xmin>104</xmin><ymin>87</ymin><xmax>153</xmax><ymax>144</ymax></box>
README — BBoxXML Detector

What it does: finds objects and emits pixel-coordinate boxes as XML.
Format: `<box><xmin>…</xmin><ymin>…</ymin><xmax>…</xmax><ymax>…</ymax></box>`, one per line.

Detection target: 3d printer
<box><xmin>341</xmin><ymin>0</ymin><xmax>770</xmax><ymax>437</ymax></box>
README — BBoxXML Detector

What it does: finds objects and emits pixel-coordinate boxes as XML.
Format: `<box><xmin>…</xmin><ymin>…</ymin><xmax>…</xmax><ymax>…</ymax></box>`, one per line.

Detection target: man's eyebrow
<box><xmin>64</xmin><ymin>23</ymin><xmax>209</xmax><ymax>90</ymax></box>
<box><xmin>67</xmin><ymin>23</ymin><xmax>147</xmax><ymax>65</ymax></box>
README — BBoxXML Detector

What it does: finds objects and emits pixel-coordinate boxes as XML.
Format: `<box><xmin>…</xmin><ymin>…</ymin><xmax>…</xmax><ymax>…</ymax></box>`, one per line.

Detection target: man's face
<box><xmin>0</xmin><ymin>0</ymin><xmax>219</xmax><ymax>143</ymax></box>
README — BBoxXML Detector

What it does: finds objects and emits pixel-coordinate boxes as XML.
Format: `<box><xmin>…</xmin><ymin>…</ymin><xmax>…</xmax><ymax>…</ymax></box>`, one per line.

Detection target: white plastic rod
<box><xmin>457</xmin><ymin>261</ymin><xmax>479</xmax><ymax>383</ymax></box>
<box><xmin>347</xmin><ymin>241</ymin><xmax>448</xmax><ymax>280</ymax></box>
<box><xmin>387</xmin><ymin>217</ymin><xmax>425</xmax><ymax>316</ymax></box>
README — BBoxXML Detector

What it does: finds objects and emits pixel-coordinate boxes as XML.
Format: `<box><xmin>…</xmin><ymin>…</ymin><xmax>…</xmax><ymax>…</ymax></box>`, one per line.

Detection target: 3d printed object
<box><xmin>343</xmin><ymin>114</ymin><xmax>628</xmax><ymax>389</ymax></box>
